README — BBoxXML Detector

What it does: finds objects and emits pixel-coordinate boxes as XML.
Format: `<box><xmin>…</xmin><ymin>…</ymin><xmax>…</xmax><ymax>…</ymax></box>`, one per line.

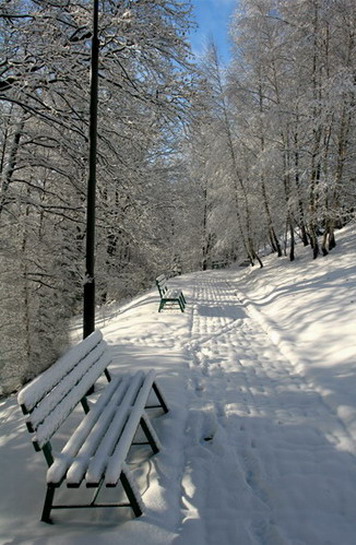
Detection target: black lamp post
<box><xmin>83</xmin><ymin>0</ymin><xmax>99</xmax><ymax>339</ymax></box>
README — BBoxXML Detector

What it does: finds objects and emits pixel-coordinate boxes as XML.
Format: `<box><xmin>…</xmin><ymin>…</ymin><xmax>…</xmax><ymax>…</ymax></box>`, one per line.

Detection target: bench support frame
<box><xmin>40</xmin><ymin>398</ymin><xmax>163</xmax><ymax>523</ymax></box>
<box><xmin>41</xmin><ymin>473</ymin><xmax>143</xmax><ymax>523</ymax></box>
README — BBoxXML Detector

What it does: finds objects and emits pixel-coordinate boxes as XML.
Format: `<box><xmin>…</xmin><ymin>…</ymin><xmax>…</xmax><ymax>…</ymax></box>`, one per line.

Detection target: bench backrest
<box><xmin>155</xmin><ymin>275</ymin><xmax>168</xmax><ymax>297</ymax></box>
<box><xmin>17</xmin><ymin>330</ymin><xmax>111</xmax><ymax>453</ymax></box>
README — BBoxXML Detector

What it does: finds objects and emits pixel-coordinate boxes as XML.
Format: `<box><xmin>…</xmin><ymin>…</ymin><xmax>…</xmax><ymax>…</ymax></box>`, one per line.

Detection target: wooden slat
<box><xmin>46</xmin><ymin>374</ymin><xmax>128</xmax><ymax>484</ymax></box>
<box><xmin>104</xmin><ymin>371</ymin><xmax>156</xmax><ymax>486</ymax></box>
<box><xmin>29</xmin><ymin>341</ymin><xmax>107</xmax><ymax>430</ymax></box>
<box><xmin>33</xmin><ymin>351</ymin><xmax>112</xmax><ymax>449</ymax></box>
<box><xmin>18</xmin><ymin>331</ymin><xmax>103</xmax><ymax>412</ymax></box>
<box><xmin>83</xmin><ymin>372</ymin><xmax>148</xmax><ymax>486</ymax></box>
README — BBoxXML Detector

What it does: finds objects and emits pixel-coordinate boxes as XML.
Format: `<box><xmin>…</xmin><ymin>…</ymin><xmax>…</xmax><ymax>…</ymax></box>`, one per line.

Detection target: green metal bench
<box><xmin>211</xmin><ymin>259</ymin><xmax>228</xmax><ymax>269</ymax></box>
<box><xmin>155</xmin><ymin>274</ymin><xmax>186</xmax><ymax>312</ymax></box>
<box><xmin>17</xmin><ymin>329</ymin><xmax>169</xmax><ymax>524</ymax></box>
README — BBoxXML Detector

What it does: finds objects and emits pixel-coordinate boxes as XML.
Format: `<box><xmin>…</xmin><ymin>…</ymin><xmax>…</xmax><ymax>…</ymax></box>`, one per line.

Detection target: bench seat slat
<box><xmin>165</xmin><ymin>289</ymin><xmax>182</xmax><ymax>298</ymax></box>
<box><xmin>29</xmin><ymin>341</ymin><xmax>107</xmax><ymax>430</ymax></box>
<box><xmin>82</xmin><ymin>371</ymin><xmax>149</xmax><ymax>486</ymax></box>
<box><xmin>104</xmin><ymin>370</ymin><xmax>156</xmax><ymax>486</ymax></box>
<box><xmin>18</xmin><ymin>331</ymin><xmax>103</xmax><ymax>412</ymax></box>
<box><xmin>34</xmin><ymin>352</ymin><xmax>112</xmax><ymax>449</ymax></box>
<box><xmin>46</xmin><ymin>374</ymin><xmax>129</xmax><ymax>484</ymax></box>
<box><xmin>165</xmin><ymin>288</ymin><xmax>180</xmax><ymax>295</ymax></box>
<box><xmin>65</xmin><ymin>372</ymin><xmax>145</xmax><ymax>486</ymax></box>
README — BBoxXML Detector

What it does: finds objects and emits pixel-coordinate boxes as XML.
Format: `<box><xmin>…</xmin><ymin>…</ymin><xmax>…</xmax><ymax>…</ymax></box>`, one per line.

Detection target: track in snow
<box><xmin>176</xmin><ymin>272</ymin><xmax>356</xmax><ymax>545</ymax></box>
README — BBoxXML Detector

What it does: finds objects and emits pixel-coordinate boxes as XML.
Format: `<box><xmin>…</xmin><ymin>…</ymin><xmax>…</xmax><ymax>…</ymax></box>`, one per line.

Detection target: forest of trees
<box><xmin>1</xmin><ymin>0</ymin><xmax>355</xmax><ymax>394</ymax></box>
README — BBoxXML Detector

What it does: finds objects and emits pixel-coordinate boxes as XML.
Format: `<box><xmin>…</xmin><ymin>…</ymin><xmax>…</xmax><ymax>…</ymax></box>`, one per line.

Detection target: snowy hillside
<box><xmin>1</xmin><ymin>224</ymin><xmax>356</xmax><ymax>545</ymax></box>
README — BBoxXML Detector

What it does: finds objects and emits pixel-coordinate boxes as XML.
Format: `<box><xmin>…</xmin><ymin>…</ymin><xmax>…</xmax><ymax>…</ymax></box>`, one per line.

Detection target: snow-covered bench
<box><xmin>155</xmin><ymin>274</ymin><xmax>186</xmax><ymax>312</ymax></box>
<box><xmin>17</xmin><ymin>329</ymin><xmax>169</xmax><ymax>524</ymax></box>
<box><xmin>211</xmin><ymin>259</ymin><xmax>228</xmax><ymax>269</ymax></box>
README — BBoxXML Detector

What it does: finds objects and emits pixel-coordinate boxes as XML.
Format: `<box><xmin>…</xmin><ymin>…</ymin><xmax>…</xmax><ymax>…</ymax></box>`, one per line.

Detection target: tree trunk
<box><xmin>202</xmin><ymin>182</ymin><xmax>210</xmax><ymax>270</ymax></box>
<box><xmin>0</xmin><ymin>115</ymin><xmax>25</xmax><ymax>216</ymax></box>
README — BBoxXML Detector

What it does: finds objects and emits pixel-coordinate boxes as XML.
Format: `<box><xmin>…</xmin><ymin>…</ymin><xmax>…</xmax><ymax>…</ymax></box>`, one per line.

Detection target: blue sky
<box><xmin>189</xmin><ymin>0</ymin><xmax>237</xmax><ymax>64</ymax></box>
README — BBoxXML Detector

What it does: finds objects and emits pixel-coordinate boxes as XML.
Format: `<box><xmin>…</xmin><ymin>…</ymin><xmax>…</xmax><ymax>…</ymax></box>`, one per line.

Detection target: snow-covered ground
<box><xmin>2</xmin><ymin>225</ymin><xmax>356</xmax><ymax>545</ymax></box>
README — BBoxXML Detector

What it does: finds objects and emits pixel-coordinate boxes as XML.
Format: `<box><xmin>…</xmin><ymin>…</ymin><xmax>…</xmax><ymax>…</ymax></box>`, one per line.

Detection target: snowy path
<box><xmin>175</xmin><ymin>273</ymin><xmax>356</xmax><ymax>545</ymax></box>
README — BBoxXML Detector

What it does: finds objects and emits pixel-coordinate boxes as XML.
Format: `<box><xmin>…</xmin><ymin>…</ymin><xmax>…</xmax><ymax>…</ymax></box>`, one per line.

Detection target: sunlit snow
<box><xmin>1</xmin><ymin>225</ymin><xmax>356</xmax><ymax>545</ymax></box>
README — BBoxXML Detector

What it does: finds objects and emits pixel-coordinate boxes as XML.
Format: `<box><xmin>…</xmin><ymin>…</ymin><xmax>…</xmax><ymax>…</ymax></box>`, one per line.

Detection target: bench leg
<box><xmin>159</xmin><ymin>297</ymin><xmax>184</xmax><ymax>312</ymax></box>
<box><xmin>140</xmin><ymin>415</ymin><xmax>160</xmax><ymax>454</ymax></box>
<box><xmin>152</xmin><ymin>381</ymin><xmax>169</xmax><ymax>413</ymax></box>
<box><xmin>120</xmin><ymin>469</ymin><xmax>143</xmax><ymax>517</ymax></box>
<box><xmin>41</xmin><ymin>485</ymin><xmax>55</xmax><ymax>524</ymax></box>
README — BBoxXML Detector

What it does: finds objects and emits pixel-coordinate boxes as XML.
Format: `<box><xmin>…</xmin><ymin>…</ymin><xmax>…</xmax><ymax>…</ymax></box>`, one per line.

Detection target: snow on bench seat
<box><xmin>18</xmin><ymin>330</ymin><xmax>104</xmax><ymax>412</ymax></box>
<box><xmin>104</xmin><ymin>372</ymin><xmax>161</xmax><ymax>487</ymax></box>
<box><xmin>46</xmin><ymin>373</ymin><xmax>133</xmax><ymax>485</ymax></box>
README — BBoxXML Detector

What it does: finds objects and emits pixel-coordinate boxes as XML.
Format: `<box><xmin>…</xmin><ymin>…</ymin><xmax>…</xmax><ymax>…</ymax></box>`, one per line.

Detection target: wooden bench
<box><xmin>17</xmin><ymin>329</ymin><xmax>169</xmax><ymax>524</ymax></box>
<box><xmin>155</xmin><ymin>274</ymin><xmax>186</xmax><ymax>312</ymax></box>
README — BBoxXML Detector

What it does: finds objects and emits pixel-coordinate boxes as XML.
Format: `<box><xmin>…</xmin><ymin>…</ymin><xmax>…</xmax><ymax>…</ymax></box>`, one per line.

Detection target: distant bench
<box><xmin>155</xmin><ymin>274</ymin><xmax>186</xmax><ymax>312</ymax></box>
<box><xmin>17</xmin><ymin>330</ymin><xmax>169</xmax><ymax>524</ymax></box>
<box><xmin>211</xmin><ymin>259</ymin><xmax>228</xmax><ymax>269</ymax></box>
